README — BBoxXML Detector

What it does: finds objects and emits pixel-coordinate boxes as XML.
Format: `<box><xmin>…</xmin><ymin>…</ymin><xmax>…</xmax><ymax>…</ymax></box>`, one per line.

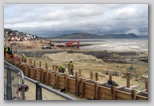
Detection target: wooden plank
<box><xmin>116</xmin><ymin>91</ymin><xmax>132</xmax><ymax>100</ymax></box>
<box><xmin>99</xmin><ymin>87</ymin><xmax>111</xmax><ymax>95</ymax></box>
<box><xmin>40</xmin><ymin>69</ymin><xmax>44</xmax><ymax>83</ymax></box>
<box><xmin>50</xmin><ymin>78</ymin><xmax>56</xmax><ymax>81</ymax></box>
<box><xmin>116</xmin><ymin>97</ymin><xmax>125</xmax><ymax>100</ymax></box>
<box><xmin>80</xmin><ymin>79</ymin><xmax>84</xmax><ymax>97</ymax></box>
<box><xmin>136</xmin><ymin>95</ymin><xmax>147</xmax><ymax>100</ymax></box>
<box><xmin>25</xmin><ymin>67</ymin><xmax>29</xmax><ymax>76</ymax></box>
<box><xmin>98</xmin><ymin>93</ymin><xmax>112</xmax><ymax>100</ymax></box>
<box><xmin>84</xmin><ymin>82</ymin><xmax>95</xmax><ymax>91</ymax></box>
<box><xmin>102</xmin><ymin>94</ymin><xmax>112</xmax><ymax>100</ymax></box>
<box><xmin>95</xmin><ymin>83</ymin><xmax>99</xmax><ymax>100</ymax></box>
<box><xmin>76</xmin><ymin>73</ymin><xmax>79</xmax><ymax>96</ymax></box>
<box><xmin>44</xmin><ymin>71</ymin><xmax>48</xmax><ymax>84</ymax></box>
<box><xmin>84</xmin><ymin>89</ymin><xmax>95</xmax><ymax>95</ymax></box>
<box><xmin>68</xmin><ymin>84</ymin><xmax>76</xmax><ymax>90</ymax></box>
<box><xmin>35</xmin><ymin>70</ymin><xmax>40</xmax><ymax>81</ymax></box>
<box><xmin>29</xmin><ymin>68</ymin><xmax>34</xmax><ymax>79</ymax></box>
<box><xmin>68</xmin><ymin>79</ymin><xmax>76</xmax><ymax>85</ymax></box>
<box><xmin>58</xmin><ymin>77</ymin><xmax>65</xmax><ymax>82</ymax></box>
<box><xmin>98</xmin><ymin>96</ymin><xmax>103</xmax><ymax>100</ymax></box>
<box><xmin>49</xmin><ymin>73</ymin><xmax>56</xmax><ymax>78</ymax></box>
<box><xmin>58</xmin><ymin>82</ymin><xmax>65</xmax><ymax>86</ymax></box>
<box><xmin>58</xmin><ymin>84</ymin><xmax>65</xmax><ymax>89</ymax></box>
<box><xmin>58</xmin><ymin>79</ymin><xmax>65</xmax><ymax>83</ymax></box>
<box><xmin>50</xmin><ymin>80</ymin><xmax>56</xmax><ymax>83</ymax></box>
<box><xmin>35</xmin><ymin>69</ymin><xmax>40</xmax><ymax>80</ymax></box>
<box><xmin>68</xmin><ymin>89</ymin><xmax>76</xmax><ymax>94</ymax></box>
<box><xmin>84</xmin><ymin>93</ymin><xmax>95</xmax><ymax>100</ymax></box>
<box><xmin>49</xmin><ymin>82</ymin><xmax>56</xmax><ymax>86</ymax></box>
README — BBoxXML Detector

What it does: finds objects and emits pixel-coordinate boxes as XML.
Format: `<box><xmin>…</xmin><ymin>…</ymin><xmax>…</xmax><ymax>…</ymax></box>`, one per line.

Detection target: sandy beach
<box><xmin>5</xmin><ymin>39</ymin><xmax>148</xmax><ymax>100</ymax></box>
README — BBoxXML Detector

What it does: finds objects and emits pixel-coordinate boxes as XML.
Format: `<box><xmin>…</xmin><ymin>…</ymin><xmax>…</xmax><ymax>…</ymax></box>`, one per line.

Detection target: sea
<box><xmin>51</xmin><ymin>38</ymin><xmax>148</xmax><ymax>52</ymax></box>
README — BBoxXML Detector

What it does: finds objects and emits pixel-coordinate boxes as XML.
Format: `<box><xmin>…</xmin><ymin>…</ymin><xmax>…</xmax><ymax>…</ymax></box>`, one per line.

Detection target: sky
<box><xmin>4</xmin><ymin>4</ymin><xmax>148</xmax><ymax>37</ymax></box>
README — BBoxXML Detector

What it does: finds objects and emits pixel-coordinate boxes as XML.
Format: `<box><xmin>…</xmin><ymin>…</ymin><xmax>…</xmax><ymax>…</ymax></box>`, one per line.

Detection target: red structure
<box><xmin>65</xmin><ymin>40</ymin><xmax>80</xmax><ymax>48</ymax></box>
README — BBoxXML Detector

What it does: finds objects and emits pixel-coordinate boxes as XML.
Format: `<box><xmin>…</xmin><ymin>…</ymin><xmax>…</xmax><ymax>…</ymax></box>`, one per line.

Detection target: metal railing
<box><xmin>24</xmin><ymin>76</ymin><xmax>76</xmax><ymax>100</ymax></box>
<box><xmin>4</xmin><ymin>61</ymin><xmax>25</xmax><ymax>100</ymax></box>
<box><xmin>4</xmin><ymin>60</ymin><xmax>76</xmax><ymax>100</ymax></box>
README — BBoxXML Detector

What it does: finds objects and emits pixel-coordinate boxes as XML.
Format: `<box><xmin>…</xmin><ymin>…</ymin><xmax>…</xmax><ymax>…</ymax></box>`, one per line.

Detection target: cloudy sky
<box><xmin>4</xmin><ymin>4</ymin><xmax>148</xmax><ymax>37</ymax></box>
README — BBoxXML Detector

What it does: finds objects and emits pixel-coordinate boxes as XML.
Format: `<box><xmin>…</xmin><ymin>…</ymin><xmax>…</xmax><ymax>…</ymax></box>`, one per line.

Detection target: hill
<box><xmin>51</xmin><ymin>33</ymin><xmax>138</xmax><ymax>39</ymax></box>
<box><xmin>102</xmin><ymin>33</ymin><xmax>138</xmax><ymax>38</ymax></box>
<box><xmin>52</xmin><ymin>33</ymin><xmax>103</xmax><ymax>39</ymax></box>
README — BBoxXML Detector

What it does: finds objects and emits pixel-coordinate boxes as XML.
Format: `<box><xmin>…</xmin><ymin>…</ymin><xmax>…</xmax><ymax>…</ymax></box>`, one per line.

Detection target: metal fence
<box><xmin>4</xmin><ymin>61</ymin><xmax>76</xmax><ymax>100</ymax></box>
<box><xmin>4</xmin><ymin>61</ymin><xmax>25</xmax><ymax>100</ymax></box>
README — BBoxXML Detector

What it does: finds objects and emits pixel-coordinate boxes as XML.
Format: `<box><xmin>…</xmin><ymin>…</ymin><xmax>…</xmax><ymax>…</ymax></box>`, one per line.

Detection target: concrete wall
<box><xmin>69</xmin><ymin>50</ymin><xmax>109</xmax><ymax>58</ymax></box>
<box><xmin>16</xmin><ymin>50</ymin><xmax>109</xmax><ymax>58</ymax></box>
<box><xmin>16</xmin><ymin>50</ymin><xmax>137</xmax><ymax>58</ymax></box>
<box><xmin>17</xmin><ymin>50</ymin><xmax>65</xmax><ymax>57</ymax></box>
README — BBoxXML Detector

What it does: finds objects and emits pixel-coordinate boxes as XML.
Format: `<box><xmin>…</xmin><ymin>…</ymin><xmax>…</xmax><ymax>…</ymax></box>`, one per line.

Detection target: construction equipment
<box><xmin>49</xmin><ymin>41</ymin><xmax>54</xmax><ymax>46</ymax></box>
<box><xmin>65</xmin><ymin>40</ymin><xmax>80</xmax><ymax>48</ymax></box>
<box><xmin>42</xmin><ymin>45</ymin><xmax>52</xmax><ymax>49</ymax></box>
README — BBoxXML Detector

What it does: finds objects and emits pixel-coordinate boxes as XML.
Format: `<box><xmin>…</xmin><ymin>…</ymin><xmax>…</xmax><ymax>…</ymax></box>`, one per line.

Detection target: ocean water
<box><xmin>51</xmin><ymin>38</ymin><xmax>148</xmax><ymax>52</ymax></box>
<box><xmin>79</xmin><ymin>39</ymin><xmax>148</xmax><ymax>52</ymax></box>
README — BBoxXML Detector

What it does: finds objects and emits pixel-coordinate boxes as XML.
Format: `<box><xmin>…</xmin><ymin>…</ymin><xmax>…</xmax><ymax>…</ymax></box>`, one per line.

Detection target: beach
<box><xmin>4</xmin><ymin>39</ymin><xmax>148</xmax><ymax>100</ymax></box>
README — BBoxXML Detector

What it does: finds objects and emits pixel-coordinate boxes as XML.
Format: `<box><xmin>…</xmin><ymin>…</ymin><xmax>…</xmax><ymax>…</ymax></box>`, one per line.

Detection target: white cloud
<box><xmin>4</xmin><ymin>4</ymin><xmax>148</xmax><ymax>36</ymax></box>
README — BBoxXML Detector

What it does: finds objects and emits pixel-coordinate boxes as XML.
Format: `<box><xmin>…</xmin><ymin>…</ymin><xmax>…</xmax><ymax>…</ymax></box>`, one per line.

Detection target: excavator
<box><xmin>65</xmin><ymin>40</ymin><xmax>80</xmax><ymax>48</ymax></box>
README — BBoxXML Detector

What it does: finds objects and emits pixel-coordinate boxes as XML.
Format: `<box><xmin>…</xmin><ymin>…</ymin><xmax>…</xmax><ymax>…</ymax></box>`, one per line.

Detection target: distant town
<box><xmin>4</xmin><ymin>28</ymin><xmax>38</xmax><ymax>41</ymax></box>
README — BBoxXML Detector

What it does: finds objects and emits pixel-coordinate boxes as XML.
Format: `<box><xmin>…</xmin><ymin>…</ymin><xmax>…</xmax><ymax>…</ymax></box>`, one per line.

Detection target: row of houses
<box><xmin>4</xmin><ymin>28</ymin><xmax>38</xmax><ymax>41</ymax></box>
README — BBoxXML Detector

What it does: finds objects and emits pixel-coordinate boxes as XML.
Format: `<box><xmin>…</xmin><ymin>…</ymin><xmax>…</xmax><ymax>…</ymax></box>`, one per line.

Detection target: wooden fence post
<box><xmin>55</xmin><ymin>72</ymin><xmax>58</xmax><ymax>88</ymax></box>
<box><xmin>45</xmin><ymin>63</ymin><xmax>49</xmax><ymax>85</ymax></box>
<box><xmin>127</xmin><ymin>78</ymin><xmax>130</xmax><ymax>88</ymax></box>
<box><xmin>39</xmin><ymin>62</ymin><xmax>41</xmax><ymax>67</ymax></box>
<box><xmin>95</xmin><ymin>73</ymin><xmax>98</xmax><ymax>81</ymax></box>
<box><xmin>29</xmin><ymin>59</ymin><xmax>31</xmax><ymax>64</ymax></box>
<box><xmin>65</xmin><ymin>74</ymin><xmax>69</xmax><ymax>92</ymax></box>
<box><xmin>111</xmin><ymin>86</ymin><xmax>114</xmax><ymax>100</ymax></box>
<box><xmin>131</xmin><ymin>90</ymin><xmax>136</xmax><ymax>100</ymax></box>
<box><xmin>113</xmin><ymin>86</ymin><xmax>116</xmax><ymax>100</ymax></box>
<box><xmin>90</xmin><ymin>71</ymin><xmax>93</xmax><ymax>79</ymax></box>
<box><xmin>80</xmin><ymin>78</ymin><xmax>84</xmax><ymax>98</ymax></box>
<box><xmin>79</xmin><ymin>70</ymin><xmax>81</xmax><ymax>77</ymax></box>
<box><xmin>145</xmin><ymin>81</ymin><xmax>148</xmax><ymax>91</ymax></box>
<box><xmin>45</xmin><ymin>63</ymin><xmax>48</xmax><ymax>71</ymax></box>
<box><xmin>95</xmin><ymin>82</ymin><xmax>99</xmax><ymax>100</ymax></box>
<box><xmin>34</xmin><ymin>61</ymin><xmax>35</xmax><ymax>67</ymax></box>
<box><xmin>109</xmin><ymin>74</ymin><xmax>112</xmax><ymax>80</ymax></box>
<box><xmin>126</xmin><ymin>72</ymin><xmax>130</xmax><ymax>88</ymax></box>
<box><xmin>52</xmin><ymin>65</ymin><xmax>54</xmax><ymax>71</ymax></box>
<box><xmin>55</xmin><ymin>65</ymin><xmax>58</xmax><ymax>72</ymax></box>
<box><xmin>75</xmin><ymin>72</ymin><xmax>79</xmax><ymax>96</ymax></box>
<box><xmin>31</xmin><ymin>59</ymin><xmax>32</xmax><ymax>65</ymax></box>
<box><xmin>76</xmin><ymin>72</ymin><xmax>80</xmax><ymax>96</ymax></box>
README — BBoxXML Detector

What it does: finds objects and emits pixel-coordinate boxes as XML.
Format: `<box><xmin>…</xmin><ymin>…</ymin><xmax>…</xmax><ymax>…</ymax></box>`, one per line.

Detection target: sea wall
<box><xmin>16</xmin><ymin>50</ymin><xmax>109</xmax><ymax>58</ymax></box>
<box><xmin>16</xmin><ymin>50</ymin><xmax>138</xmax><ymax>58</ymax></box>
